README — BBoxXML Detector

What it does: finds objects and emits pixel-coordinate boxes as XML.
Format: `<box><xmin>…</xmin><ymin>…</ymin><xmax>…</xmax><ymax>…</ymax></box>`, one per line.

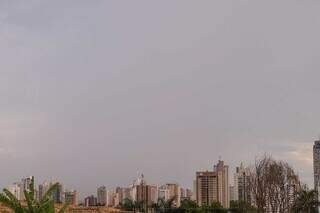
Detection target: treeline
<box><xmin>121</xmin><ymin>198</ymin><xmax>256</xmax><ymax>213</ymax></box>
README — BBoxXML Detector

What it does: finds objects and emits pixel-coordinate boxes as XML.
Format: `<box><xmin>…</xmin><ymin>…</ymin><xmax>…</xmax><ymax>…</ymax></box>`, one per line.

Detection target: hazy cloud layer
<box><xmin>1</xmin><ymin>0</ymin><xmax>320</xmax><ymax>196</ymax></box>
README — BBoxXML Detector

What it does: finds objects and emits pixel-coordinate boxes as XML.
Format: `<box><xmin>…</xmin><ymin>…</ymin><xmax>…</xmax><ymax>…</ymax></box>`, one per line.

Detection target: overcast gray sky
<box><xmin>0</xmin><ymin>0</ymin><xmax>320</xmax><ymax>197</ymax></box>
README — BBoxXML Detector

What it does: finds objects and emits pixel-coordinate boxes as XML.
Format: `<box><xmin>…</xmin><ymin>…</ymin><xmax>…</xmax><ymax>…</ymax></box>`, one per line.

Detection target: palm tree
<box><xmin>0</xmin><ymin>177</ymin><xmax>68</xmax><ymax>213</ymax></box>
<box><xmin>292</xmin><ymin>189</ymin><xmax>319</xmax><ymax>213</ymax></box>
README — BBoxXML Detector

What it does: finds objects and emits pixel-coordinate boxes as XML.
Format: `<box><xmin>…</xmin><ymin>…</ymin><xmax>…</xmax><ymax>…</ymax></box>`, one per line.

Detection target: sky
<box><xmin>0</xmin><ymin>0</ymin><xmax>320</xmax><ymax>197</ymax></box>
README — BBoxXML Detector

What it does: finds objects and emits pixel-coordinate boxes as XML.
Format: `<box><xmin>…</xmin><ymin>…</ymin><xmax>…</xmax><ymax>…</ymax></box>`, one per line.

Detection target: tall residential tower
<box><xmin>97</xmin><ymin>186</ymin><xmax>107</xmax><ymax>206</ymax></box>
<box><xmin>196</xmin><ymin>160</ymin><xmax>229</xmax><ymax>208</ymax></box>
<box><xmin>233</xmin><ymin>163</ymin><xmax>251</xmax><ymax>203</ymax></box>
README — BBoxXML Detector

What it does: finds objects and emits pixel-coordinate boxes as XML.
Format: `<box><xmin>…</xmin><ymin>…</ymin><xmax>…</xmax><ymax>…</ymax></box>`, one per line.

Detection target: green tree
<box><xmin>179</xmin><ymin>199</ymin><xmax>198</xmax><ymax>213</ymax></box>
<box><xmin>122</xmin><ymin>198</ymin><xmax>135</xmax><ymax>211</ymax></box>
<box><xmin>291</xmin><ymin>189</ymin><xmax>319</xmax><ymax>213</ymax></box>
<box><xmin>0</xmin><ymin>177</ymin><xmax>68</xmax><ymax>213</ymax></box>
<box><xmin>153</xmin><ymin>197</ymin><xmax>176</xmax><ymax>213</ymax></box>
<box><xmin>135</xmin><ymin>200</ymin><xmax>145</xmax><ymax>212</ymax></box>
<box><xmin>121</xmin><ymin>198</ymin><xmax>145</xmax><ymax>212</ymax></box>
<box><xmin>229</xmin><ymin>200</ymin><xmax>257</xmax><ymax>213</ymax></box>
<box><xmin>200</xmin><ymin>202</ymin><xmax>227</xmax><ymax>213</ymax></box>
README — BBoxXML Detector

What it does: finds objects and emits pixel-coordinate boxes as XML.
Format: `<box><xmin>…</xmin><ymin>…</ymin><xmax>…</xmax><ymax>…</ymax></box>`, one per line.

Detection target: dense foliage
<box><xmin>122</xmin><ymin>198</ymin><xmax>145</xmax><ymax>212</ymax></box>
<box><xmin>291</xmin><ymin>188</ymin><xmax>319</xmax><ymax>213</ymax></box>
<box><xmin>229</xmin><ymin>200</ymin><xmax>257</xmax><ymax>213</ymax></box>
<box><xmin>121</xmin><ymin>198</ymin><xmax>256</xmax><ymax>213</ymax></box>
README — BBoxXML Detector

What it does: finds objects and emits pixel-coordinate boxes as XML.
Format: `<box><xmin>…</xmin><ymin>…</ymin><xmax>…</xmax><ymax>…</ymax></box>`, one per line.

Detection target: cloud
<box><xmin>270</xmin><ymin>141</ymin><xmax>314</xmax><ymax>186</ymax></box>
<box><xmin>0</xmin><ymin>0</ymin><xmax>319</xmax><ymax>196</ymax></box>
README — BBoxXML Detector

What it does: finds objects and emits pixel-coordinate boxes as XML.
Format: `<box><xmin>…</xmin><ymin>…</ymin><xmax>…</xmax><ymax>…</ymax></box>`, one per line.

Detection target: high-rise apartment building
<box><xmin>52</xmin><ymin>183</ymin><xmax>64</xmax><ymax>204</ymax></box>
<box><xmin>38</xmin><ymin>181</ymin><xmax>52</xmax><ymax>201</ymax></box>
<box><xmin>136</xmin><ymin>183</ymin><xmax>148</xmax><ymax>209</ymax></box>
<box><xmin>196</xmin><ymin>160</ymin><xmax>229</xmax><ymax>208</ymax></box>
<box><xmin>192</xmin><ymin>180</ymin><xmax>197</xmax><ymax>201</ymax></box>
<box><xmin>196</xmin><ymin>171</ymin><xmax>218</xmax><ymax>206</ymax></box>
<box><xmin>97</xmin><ymin>186</ymin><xmax>107</xmax><ymax>206</ymax></box>
<box><xmin>106</xmin><ymin>190</ymin><xmax>115</xmax><ymax>207</ymax></box>
<box><xmin>114</xmin><ymin>193</ymin><xmax>120</xmax><ymax>207</ymax></box>
<box><xmin>165</xmin><ymin>183</ymin><xmax>181</xmax><ymax>207</ymax></box>
<box><xmin>214</xmin><ymin>160</ymin><xmax>229</xmax><ymax>208</ymax></box>
<box><xmin>186</xmin><ymin>189</ymin><xmax>193</xmax><ymax>200</ymax></box>
<box><xmin>130</xmin><ymin>174</ymin><xmax>159</xmax><ymax>208</ymax></box>
<box><xmin>130</xmin><ymin>174</ymin><xmax>145</xmax><ymax>202</ymax></box>
<box><xmin>21</xmin><ymin>176</ymin><xmax>34</xmax><ymax>191</ymax></box>
<box><xmin>314</xmin><ymin>140</ymin><xmax>320</xmax><ymax>192</ymax></box>
<box><xmin>38</xmin><ymin>183</ymin><xmax>45</xmax><ymax>201</ymax></box>
<box><xmin>21</xmin><ymin>176</ymin><xmax>34</xmax><ymax>201</ymax></box>
<box><xmin>136</xmin><ymin>183</ymin><xmax>150</xmax><ymax>206</ymax></box>
<box><xmin>233</xmin><ymin>163</ymin><xmax>251</xmax><ymax>203</ymax></box>
<box><xmin>115</xmin><ymin>187</ymin><xmax>123</xmax><ymax>205</ymax></box>
<box><xmin>149</xmin><ymin>185</ymin><xmax>158</xmax><ymax>204</ymax></box>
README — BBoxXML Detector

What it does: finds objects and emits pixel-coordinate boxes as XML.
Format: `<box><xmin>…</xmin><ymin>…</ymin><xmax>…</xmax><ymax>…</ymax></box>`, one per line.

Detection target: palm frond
<box><xmin>0</xmin><ymin>190</ymin><xmax>23</xmax><ymax>213</ymax></box>
<box><xmin>41</xmin><ymin>183</ymin><xmax>59</xmax><ymax>203</ymax></box>
<box><xmin>24</xmin><ymin>189</ymin><xmax>35</xmax><ymax>213</ymax></box>
<box><xmin>2</xmin><ymin>189</ymin><xmax>22</xmax><ymax>210</ymax></box>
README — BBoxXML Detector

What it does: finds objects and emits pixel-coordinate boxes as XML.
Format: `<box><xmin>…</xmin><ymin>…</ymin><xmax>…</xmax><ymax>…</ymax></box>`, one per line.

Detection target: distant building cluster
<box><xmin>3</xmin><ymin>160</ymin><xmax>263</xmax><ymax>208</ymax></box>
<box><xmin>5</xmin><ymin>161</ymin><xmax>231</xmax><ymax>208</ymax></box>
<box><xmin>7</xmin><ymin>177</ymin><xmax>78</xmax><ymax>206</ymax></box>
<box><xmin>86</xmin><ymin>174</ymin><xmax>187</xmax><ymax>208</ymax></box>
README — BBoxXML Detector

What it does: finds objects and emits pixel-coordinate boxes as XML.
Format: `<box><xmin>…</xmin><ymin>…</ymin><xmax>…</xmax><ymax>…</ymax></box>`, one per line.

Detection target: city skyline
<box><xmin>1</xmin><ymin>0</ymin><xmax>320</xmax><ymax>198</ymax></box>
<box><xmin>0</xmin><ymin>144</ymin><xmax>315</xmax><ymax>199</ymax></box>
<box><xmin>2</xmin><ymin>156</ymin><xmax>305</xmax><ymax>202</ymax></box>
<box><xmin>3</xmin><ymin>156</ymin><xmax>303</xmax><ymax>210</ymax></box>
